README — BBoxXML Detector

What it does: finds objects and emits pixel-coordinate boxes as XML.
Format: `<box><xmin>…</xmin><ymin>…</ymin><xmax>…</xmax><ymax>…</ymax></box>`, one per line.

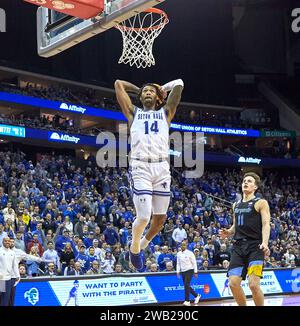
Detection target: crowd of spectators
<box><xmin>174</xmin><ymin>109</ymin><xmax>274</xmax><ymax>130</ymax></box>
<box><xmin>0</xmin><ymin>150</ymin><xmax>299</xmax><ymax>279</ymax></box>
<box><xmin>3</xmin><ymin>81</ymin><xmax>108</xmax><ymax>113</ymax></box>
<box><xmin>0</xmin><ymin>113</ymin><xmax>102</xmax><ymax>136</ymax></box>
<box><xmin>0</xmin><ymin>82</ymin><xmax>115</xmax><ymax>111</ymax></box>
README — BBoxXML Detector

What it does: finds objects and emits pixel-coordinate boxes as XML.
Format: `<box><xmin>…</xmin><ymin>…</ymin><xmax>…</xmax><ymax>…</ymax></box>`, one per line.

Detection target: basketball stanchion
<box><xmin>115</xmin><ymin>7</ymin><xmax>169</xmax><ymax>68</ymax></box>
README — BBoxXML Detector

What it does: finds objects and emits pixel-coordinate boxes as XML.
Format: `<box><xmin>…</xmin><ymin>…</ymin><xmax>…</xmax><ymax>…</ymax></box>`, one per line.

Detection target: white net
<box><xmin>115</xmin><ymin>8</ymin><xmax>169</xmax><ymax>69</ymax></box>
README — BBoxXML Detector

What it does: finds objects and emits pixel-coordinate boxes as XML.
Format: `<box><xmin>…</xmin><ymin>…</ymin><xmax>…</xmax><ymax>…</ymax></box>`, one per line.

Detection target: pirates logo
<box><xmin>24</xmin><ymin>288</ymin><xmax>40</xmax><ymax>305</ymax></box>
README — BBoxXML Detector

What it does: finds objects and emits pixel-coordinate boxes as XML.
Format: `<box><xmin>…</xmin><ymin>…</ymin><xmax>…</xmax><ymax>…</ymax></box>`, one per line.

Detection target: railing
<box><xmin>202</xmin><ymin>192</ymin><xmax>233</xmax><ymax>209</ymax></box>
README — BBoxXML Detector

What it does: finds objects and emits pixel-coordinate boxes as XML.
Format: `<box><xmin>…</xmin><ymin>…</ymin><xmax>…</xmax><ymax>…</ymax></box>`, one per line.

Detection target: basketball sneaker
<box><xmin>183</xmin><ymin>301</ymin><xmax>191</xmax><ymax>306</ymax></box>
<box><xmin>125</xmin><ymin>241</ymin><xmax>145</xmax><ymax>270</ymax></box>
<box><xmin>129</xmin><ymin>251</ymin><xmax>144</xmax><ymax>270</ymax></box>
<box><xmin>194</xmin><ymin>295</ymin><xmax>201</xmax><ymax>304</ymax></box>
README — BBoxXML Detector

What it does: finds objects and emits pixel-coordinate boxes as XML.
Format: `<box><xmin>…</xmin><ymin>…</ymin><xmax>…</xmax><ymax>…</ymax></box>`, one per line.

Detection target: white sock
<box><xmin>140</xmin><ymin>237</ymin><xmax>150</xmax><ymax>250</ymax></box>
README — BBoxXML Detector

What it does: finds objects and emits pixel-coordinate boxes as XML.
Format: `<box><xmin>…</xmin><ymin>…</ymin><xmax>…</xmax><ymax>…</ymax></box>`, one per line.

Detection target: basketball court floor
<box><xmin>165</xmin><ymin>294</ymin><xmax>300</xmax><ymax>306</ymax></box>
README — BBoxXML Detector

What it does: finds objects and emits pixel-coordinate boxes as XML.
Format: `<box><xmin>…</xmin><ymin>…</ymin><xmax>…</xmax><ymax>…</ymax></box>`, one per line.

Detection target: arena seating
<box><xmin>0</xmin><ymin>150</ymin><xmax>299</xmax><ymax>277</ymax></box>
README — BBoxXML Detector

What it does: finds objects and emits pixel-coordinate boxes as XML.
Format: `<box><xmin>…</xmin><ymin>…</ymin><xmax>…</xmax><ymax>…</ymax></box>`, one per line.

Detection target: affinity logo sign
<box><xmin>238</xmin><ymin>156</ymin><xmax>261</xmax><ymax>165</ymax></box>
<box><xmin>60</xmin><ymin>102</ymin><xmax>86</xmax><ymax>114</ymax></box>
<box><xmin>292</xmin><ymin>8</ymin><xmax>300</xmax><ymax>33</ymax></box>
<box><xmin>0</xmin><ymin>8</ymin><xmax>6</xmax><ymax>32</ymax></box>
<box><xmin>49</xmin><ymin>132</ymin><xmax>80</xmax><ymax>144</ymax></box>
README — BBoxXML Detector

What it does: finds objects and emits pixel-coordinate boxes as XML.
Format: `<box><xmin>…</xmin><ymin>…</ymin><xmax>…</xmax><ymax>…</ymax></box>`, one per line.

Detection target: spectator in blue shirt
<box><xmin>0</xmin><ymin>187</ymin><xmax>8</xmax><ymax>209</ymax></box>
<box><xmin>167</xmin><ymin>207</ymin><xmax>175</xmax><ymax>221</ymax></box>
<box><xmin>157</xmin><ymin>246</ymin><xmax>174</xmax><ymax>271</ymax></box>
<box><xmin>26</xmin><ymin>246</ymin><xmax>41</xmax><ymax>276</ymax></box>
<box><xmin>41</xmin><ymin>203</ymin><xmax>55</xmax><ymax>220</ymax></box>
<box><xmin>270</xmin><ymin>223</ymin><xmax>279</xmax><ymax>241</ymax></box>
<box><xmin>183</xmin><ymin>209</ymin><xmax>193</xmax><ymax>226</ymax></box>
<box><xmin>97</xmin><ymin>200</ymin><xmax>106</xmax><ymax>220</ymax></box>
<box><xmin>34</xmin><ymin>191</ymin><xmax>48</xmax><ymax>211</ymax></box>
<box><xmin>87</xmin><ymin>246</ymin><xmax>99</xmax><ymax>269</ymax></box>
<box><xmin>103</xmin><ymin>222</ymin><xmax>119</xmax><ymax>246</ymax></box>
<box><xmin>194</xmin><ymin>248</ymin><xmax>204</xmax><ymax>270</ymax></box>
<box><xmin>63</xmin><ymin>206</ymin><xmax>76</xmax><ymax>222</ymax></box>
<box><xmin>55</xmin><ymin>228</ymin><xmax>76</xmax><ymax>255</ymax></box>
<box><xmin>32</xmin><ymin>222</ymin><xmax>45</xmax><ymax>245</ymax></box>
<box><xmin>119</xmin><ymin>222</ymin><xmax>131</xmax><ymax>247</ymax></box>
<box><xmin>123</xmin><ymin>207</ymin><xmax>134</xmax><ymax>223</ymax></box>
<box><xmin>83</xmin><ymin>231</ymin><xmax>95</xmax><ymax>248</ymax></box>
<box><xmin>75</xmin><ymin>244</ymin><xmax>90</xmax><ymax>273</ymax></box>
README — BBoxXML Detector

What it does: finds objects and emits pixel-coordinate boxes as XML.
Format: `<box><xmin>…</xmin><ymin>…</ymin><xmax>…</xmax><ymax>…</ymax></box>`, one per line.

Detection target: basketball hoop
<box><xmin>115</xmin><ymin>8</ymin><xmax>169</xmax><ymax>69</ymax></box>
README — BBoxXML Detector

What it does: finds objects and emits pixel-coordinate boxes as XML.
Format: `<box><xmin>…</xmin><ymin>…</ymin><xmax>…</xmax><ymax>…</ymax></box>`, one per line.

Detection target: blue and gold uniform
<box><xmin>228</xmin><ymin>196</ymin><xmax>264</xmax><ymax>280</ymax></box>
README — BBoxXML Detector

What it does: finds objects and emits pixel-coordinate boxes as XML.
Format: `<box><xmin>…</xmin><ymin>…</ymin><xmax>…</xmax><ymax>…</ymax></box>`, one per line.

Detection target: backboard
<box><xmin>37</xmin><ymin>0</ymin><xmax>166</xmax><ymax>57</ymax></box>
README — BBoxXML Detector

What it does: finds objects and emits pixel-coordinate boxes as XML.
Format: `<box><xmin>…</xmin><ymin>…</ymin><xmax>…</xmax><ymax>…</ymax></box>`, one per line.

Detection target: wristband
<box><xmin>161</xmin><ymin>79</ymin><xmax>184</xmax><ymax>92</ymax></box>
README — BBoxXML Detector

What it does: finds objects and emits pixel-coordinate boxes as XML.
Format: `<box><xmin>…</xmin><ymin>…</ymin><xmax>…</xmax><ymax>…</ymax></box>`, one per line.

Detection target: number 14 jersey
<box><xmin>130</xmin><ymin>107</ymin><xmax>169</xmax><ymax>161</ymax></box>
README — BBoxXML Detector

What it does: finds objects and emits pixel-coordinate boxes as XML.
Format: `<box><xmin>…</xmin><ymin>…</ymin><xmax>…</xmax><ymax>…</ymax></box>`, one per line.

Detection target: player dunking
<box><xmin>219</xmin><ymin>172</ymin><xmax>271</xmax><ymax>306</ymax></box>
<box><xmin>114</xmin><ymin>79</ymin><xmax>184</xmax><ymax>269</ymax></box>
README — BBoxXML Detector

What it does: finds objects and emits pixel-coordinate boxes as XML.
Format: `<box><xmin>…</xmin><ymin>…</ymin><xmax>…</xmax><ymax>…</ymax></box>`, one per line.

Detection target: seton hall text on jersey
<box><xmin>137</xmin><ymin>112</ymin><xmax>164</xmax><ymax>120</ymax></box>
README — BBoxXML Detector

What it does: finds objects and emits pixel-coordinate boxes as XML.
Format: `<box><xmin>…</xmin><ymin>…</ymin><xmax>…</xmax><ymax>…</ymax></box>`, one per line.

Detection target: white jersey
<box><xmin>130</xmin><ymin>107</ymin><xmax>169</xmax><ymax>161</ymax></box>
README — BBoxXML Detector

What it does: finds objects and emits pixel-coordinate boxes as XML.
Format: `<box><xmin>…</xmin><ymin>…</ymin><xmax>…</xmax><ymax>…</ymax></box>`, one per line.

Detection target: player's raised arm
<box><xmin>161</xmin><ymin>79</ymin><xmax>184</xmax><ymax>123</ymax></box>
<box><xmin>114</xmin><ymin>80</ymin><xmax>140</xmax><ymax>124</ymax></box>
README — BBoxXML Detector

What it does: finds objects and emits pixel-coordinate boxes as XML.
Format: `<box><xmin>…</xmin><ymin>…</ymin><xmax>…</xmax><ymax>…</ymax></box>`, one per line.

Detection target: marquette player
<box><xmin>114</xmin><ymin>78</ymin><xmax>184</xmax><ymax>269</ymax></box>
<box><xmin>219</xmin><ymin>172</ymin><xmax>270</xmax><ymax>306</ymax></box>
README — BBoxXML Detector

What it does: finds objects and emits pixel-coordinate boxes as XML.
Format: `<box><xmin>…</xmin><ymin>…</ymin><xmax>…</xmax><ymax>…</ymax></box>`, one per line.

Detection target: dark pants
<box><xmin>182</xmin><ymin>269</ymin><xmax>198</xmax><ymax>301</ymax></box>
<box><xmin>9</xmin><ymin>278</ymin><xmax>16</xmax><ymax>306</ymax></box>
<box><xmin>0</xmin><ymin>279</ymin><xmax>15</xmax><ymax>306</ymax></box>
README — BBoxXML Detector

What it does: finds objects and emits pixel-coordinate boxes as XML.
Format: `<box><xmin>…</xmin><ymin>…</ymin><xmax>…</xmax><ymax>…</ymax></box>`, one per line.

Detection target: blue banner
<box><xmin>170</xmin><ymin>122</ymin><xmax>260</xmax><ymax>137</ymax></box>
<box><xmin>0</xmin><ymin>91</ymin><xmax>261</xmax><ymax>137</ymax></box>
<box><xmin>14</xmin><ymin>269</ymin><xmax>300</xmax><ymax>306</ymax></box>
<box><xmin>0</xmin><ymin>91</ymin><xmax>126</xmax><ymax>121</ymax></box>
<box><xmin>147</xmin><ymin>273</ymin><xmax>220</xmax><ymax>302</ymax></box>
<box><xmin>0</xmin><ymin>124</ymin><xmax>25</xmax><ymax>138</ymax></box>
<box><xmin>273</xmin><ymin>269</ymin><xmax>300</xmax><ymax>293</ymax></box>
<box><xmin>0</xmin><ymin>124</ymin><xmax>297</xmax><ymax>168</ymax></box>
<box><xmin>25</xmin><ymin>128</ymin><xmax>101</xmax><ymax>147</ymax></box>
<box><xmin>204</xmin><ymin>153</ymin><xmax>300</xmax><ymax>168</ymax></box>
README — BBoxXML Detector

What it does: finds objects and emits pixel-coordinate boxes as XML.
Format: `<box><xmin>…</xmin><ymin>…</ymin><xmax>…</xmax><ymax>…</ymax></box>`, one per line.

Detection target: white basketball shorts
<box><xmin>129</xmin><ymin>159</ymin><xmax>171</xmax><ymax>215</ymax></box>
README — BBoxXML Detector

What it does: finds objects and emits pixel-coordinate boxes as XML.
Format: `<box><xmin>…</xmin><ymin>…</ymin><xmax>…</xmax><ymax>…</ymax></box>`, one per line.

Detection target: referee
<box><xmin>176</xmin><ymin>241</ymin><xmax>201</xmax><ymax>306</ymax></box>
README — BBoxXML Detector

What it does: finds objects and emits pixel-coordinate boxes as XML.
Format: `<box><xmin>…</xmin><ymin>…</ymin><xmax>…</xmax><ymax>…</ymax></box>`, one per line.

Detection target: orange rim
<box><xmin>116</xmin><ymin>7</ymin><xmax>169</xmax><ymax>32</ymax></box>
